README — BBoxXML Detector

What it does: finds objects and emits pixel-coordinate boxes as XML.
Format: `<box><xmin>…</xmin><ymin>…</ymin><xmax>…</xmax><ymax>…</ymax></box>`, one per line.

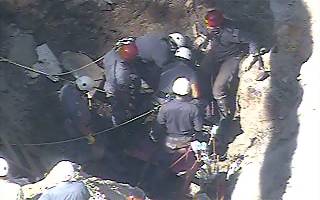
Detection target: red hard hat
<box><xmin>118</xmin><ymin>43</ymin><xmax>138</xmax><ymax>62</ymax></box>
<box><xmin>205</xmin><ymin>10</ymin><xmax>224</xmax><ymax>29</ymax></box>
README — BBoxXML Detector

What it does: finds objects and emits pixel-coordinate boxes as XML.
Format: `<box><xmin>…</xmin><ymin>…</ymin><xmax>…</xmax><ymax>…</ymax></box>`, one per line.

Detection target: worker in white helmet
<box><xmin>157</xmin><ymin>47</ymin><xmax>200</xmax><ymax>104</ymax></box>
<box><xmin>0</xmin><ymin>157</ymin><xmax>23</xmax><ymax>200</ymax></box>
<box><xmin>155</xmin><ymin>77</ymin><xmax>203</xmax><ymax>149</ymax></box>
<box><xmin>38</xmin><ymin>160</ymin><xmax>90</xmax><ymax>200</ymax></box>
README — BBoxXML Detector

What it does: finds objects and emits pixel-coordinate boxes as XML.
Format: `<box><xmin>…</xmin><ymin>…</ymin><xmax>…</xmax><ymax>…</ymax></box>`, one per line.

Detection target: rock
<box><xmin>8</xmin><ymin>31</ymin><xmax>37</xmax><ymax>68</ymax></box>
<box><xmin>32</xmin><ymin>43</ymin><xmax>62</xmax><ymax>82</ymax></box>
<box><xmin>60</xmin><ymin>51</ymin><xmax>104</xmax><ymax>95</ymax></box>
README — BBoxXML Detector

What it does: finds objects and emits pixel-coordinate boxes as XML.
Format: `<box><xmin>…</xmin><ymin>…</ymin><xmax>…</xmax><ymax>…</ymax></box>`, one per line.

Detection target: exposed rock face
<box><xmin>283</xmin><ymin>0</ymin><xmax>320</xmax><ymax>199</ymax></box>
<box><xmin>230</xmin><ymin>0</ymin><xmax>316</xmax><ymax>199</ymax></box>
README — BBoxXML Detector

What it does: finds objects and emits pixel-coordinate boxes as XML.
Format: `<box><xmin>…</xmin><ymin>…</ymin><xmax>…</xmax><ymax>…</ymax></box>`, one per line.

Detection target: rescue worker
<box><xmin>134</xmin><ymin>32</ymin><xmax>187</xmax><ymax>90</ymax></box>
<box><xmin>154</xmin><ymin>78</ymin><xmax>203</xmax><ymax>197</ymax></box>
<box><xmin>194</xmin><ymin>9</ymin><xmax>258</xmax><ymax>119</ymax></box>
<box><xmin>0</xmin><ymin>157</ymin><xmax>23</xmax><ymax>200</ymax></box>
<box><xmin>59</xmin><ymin>76</ymin><xmax>96</xmax><ymax>145</ymax></box>
<box><xmin>156</xmin><ymin>77</ymin><xmax>203</xmax><ymax>150</ymax></box>
<box><xmin>103</xmin><ymin>37</ymin><xmax>139</xmax><ymax>125</ymax></box>
<box><xmin>157</xmin><ymin>47</ymin><xmax>200</xmax><ymax>103</ymax></box>
<box><xmin>38</xmin><ymin>160</ymin><xmax>90</xmax><ymax>200</ymax></box>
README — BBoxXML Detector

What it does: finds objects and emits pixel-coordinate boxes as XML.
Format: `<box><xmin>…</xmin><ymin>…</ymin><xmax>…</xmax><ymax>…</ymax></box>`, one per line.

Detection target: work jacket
<box><xmin>135</xmin><ymin>32</ymin><xmax>173</xmax><ymax>69</ymax></box>
<box><xmin>103</xmin><ymin>49</ymin><xmax>132</xmax><ymax>96</ymax></box>
<box><xmin>196</xmin><ymin>20</ymin><xmax>258</xmax><ymax>62</ymax></box>
<box><xmin>157</xmin><ymin>98</ymin><xmax>203</xmax><ymax>137</ymax></box>
<box><xmin>158</xmin><ymin>59</ymin><xmax>200</xmax><ymax>98</ymax></box>
<box><xmin>38</xmin><ymin>181</ymin><xmax>90</xmax><ymax>200</ymax></box>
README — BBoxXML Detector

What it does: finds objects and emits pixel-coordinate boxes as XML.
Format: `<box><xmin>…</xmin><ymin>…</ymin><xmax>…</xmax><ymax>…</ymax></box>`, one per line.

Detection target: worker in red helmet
<box><xmin>194</xmin><ymin>9</ymin><xmax>258</xmax><ymax>120</ymax></box>
<box><xmin>103</xmin><ymin>37</ymin><xmax>139</xmax><ymax>125</ymax></box>
<box><xmin>204</xmin><ymin>9</ymin><xmax>224</xmax><ymax>31</ymax></box>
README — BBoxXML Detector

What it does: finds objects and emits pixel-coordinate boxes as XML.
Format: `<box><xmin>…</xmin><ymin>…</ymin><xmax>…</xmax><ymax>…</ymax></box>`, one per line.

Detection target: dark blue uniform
<box><xmin>158</xmin><ymin>60</ymin><xmax>198</xmax><ymax>96</ymax></box>
<box><xmin>198</xmin><ymin>21</ymin><xmax>257</xmax><ymax>117</ymax></box>
<box><xmin>134</xmin><ymin>33</ymin><xmax>174</xmax><ymax>90</ymax></box>
<box><xmin>59</xmin><ymin>83</ymin><xmax>91</xmax><ymax>134</ymax></box>
<box><xmin>103</xmin><ymin>49</ymin><xmax>134</xmax><ymax>124</ymax></box>
<box><xmin>157</xmin><ymin>98</ymin><xmax>203</xmax><ymax>136</ymax></box>
<box><xmin>38</xmin><ymin>182</ymin><xmax>90</xmax><ymax>200</ymax></box>
<box><xmin>157</xmin><ymin>98</ymin><xmax>203</xmax><ymax>150</ymax></box>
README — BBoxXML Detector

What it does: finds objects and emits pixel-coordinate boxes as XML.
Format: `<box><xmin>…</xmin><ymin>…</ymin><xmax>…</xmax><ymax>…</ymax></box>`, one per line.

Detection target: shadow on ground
<box><xmin>260</xmin><ymin>0</ymin><xmax>312</xmax><ymax>199</ymax></box>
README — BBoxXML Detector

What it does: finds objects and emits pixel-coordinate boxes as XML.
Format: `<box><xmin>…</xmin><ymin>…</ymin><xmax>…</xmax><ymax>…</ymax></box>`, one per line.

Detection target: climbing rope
<box><xmin>0</xmin><ymin>55</ymin><xmax>105</xmax><ymax>77</ymax></box>
<box><xmin>0</xmin><ymin>55</ymin><xmax>107</xmax><ymax>94</ymax></box>
<box><xmin>1</xmin><ymin>107</ymin><xmax>158</xmax><ymax>146</ymax></box>
<box><xmin>54</xmin><ymin>55</ymin><xmax>104</xmax><ymax>76</ymax></box>
<box><xmin>0</xmin><ymin>57</ymin><xmax>51</xmax><ymax>76</ymax></box>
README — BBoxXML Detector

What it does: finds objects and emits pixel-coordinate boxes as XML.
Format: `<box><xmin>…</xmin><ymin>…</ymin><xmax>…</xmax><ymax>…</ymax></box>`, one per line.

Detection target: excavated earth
<box><xmin>0</xmin><ymin>0</ymin><xmax>315</xmax><ymax>199</ymax></box>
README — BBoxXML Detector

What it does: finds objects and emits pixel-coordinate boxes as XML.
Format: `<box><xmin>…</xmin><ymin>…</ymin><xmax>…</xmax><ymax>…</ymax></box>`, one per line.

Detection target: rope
<box><xmin>54</xmin><ymin>56</ymin><xmax>104</xmax><ymax>76</ymax></box>
<box><xmin>0</xmin><ymin>55</ymin><xmax>105</xmax><ymax>77</ymax></box>
<box><xmin>169</xmin><ymin>147</ymin><xmax>192</xmax><ymax>169</ymax></box>
<box><xmin>0</xmin><ymin>56</ymin><xmax>107</xmax><ymax>93</ymax></box>
<box><xmin>0</xmin><ymin>57</ymin><xmax>51</xmax><ymax>76</ymax></box>
<box><xmin>1</xmin><ymin>108</ymin><xmax>157</xmax><ymax>147</ymax></box>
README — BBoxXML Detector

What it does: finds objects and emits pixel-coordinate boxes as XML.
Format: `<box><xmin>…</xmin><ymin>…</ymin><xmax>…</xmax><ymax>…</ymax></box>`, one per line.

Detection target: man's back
<box><xmin>157</xmin><ymin>98</ymin><xmax>202</xmax><ymax>136</ymax></box>
<box><xmin>159</xmin><ymin>60</ymin><xmax>197</xmax><ymax>95</ymax></box>
<box><xmin>38</xmin><ymin>181</ymin><xmax>90</xmax><ymax>200</ymax></box>
<box><xmin>135</xmin><ymin>32</ymin><xmax>171</xmax><ymax>68</ymax></box>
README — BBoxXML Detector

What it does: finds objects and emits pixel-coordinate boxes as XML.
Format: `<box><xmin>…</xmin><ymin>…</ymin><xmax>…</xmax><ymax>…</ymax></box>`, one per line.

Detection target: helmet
<box><xmin>205</xmin><ymin>10</ymin><xmax>224</xmax><ymax>29</ymax></box>
<box><xmin>50</xmin><ymin>161</ymin><xmax>75</xmax><ymax>182</ymax></box>
<box><xmin>76</xmin><ymin>76</ymin><xmax>95</xmax><ymax>91</ymax></box>
<box><xmin>115</xmin><ymin>37</ymin><xmax>138</xmax><ymax>62</ymax></box>
<box><xmin>168</xmin><ymin>33</ymin><xmax>186</xmax><ymax>48</ymax></box>
<box><xmin>0</xmin><ymin>158</ymin><xmax>9</xmax><ymax>177</ymax></box>
<box><xmin>172</xmin><ymin>77</ymin><xmax>191</xmax><ymax>96</ymax></box>
<box><xmin>175</xmin><ymin>47</ymin><xmax>192</xmax><ymax>60</ymax></box>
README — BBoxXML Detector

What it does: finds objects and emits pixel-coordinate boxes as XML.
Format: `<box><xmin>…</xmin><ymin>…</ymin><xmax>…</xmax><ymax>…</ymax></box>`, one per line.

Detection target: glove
<box><xmin>194</xmin><ymin>35</ymin><xmax>206</xmax><ymax>49</ymax></box>
<box><xmin>190</xmin><ymin>140</ymin><xmax>207</xmax><ymax>154</ymax></box>
<box><xmin>149</xmin><ymin>129</ymin><xmax>159</xmax><ymax>143</ymax></box>
<box><xmin>85</xmin><ymin>133</ymin><xmax>96</xmax><ymax>145</ymax></box>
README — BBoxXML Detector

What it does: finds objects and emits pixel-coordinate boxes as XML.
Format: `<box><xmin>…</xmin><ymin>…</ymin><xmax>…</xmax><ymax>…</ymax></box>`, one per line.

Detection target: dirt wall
<box><xmin>230</xmin><ymin>0</ymin><xmax>315</xmax><ymax>199</ymax></box>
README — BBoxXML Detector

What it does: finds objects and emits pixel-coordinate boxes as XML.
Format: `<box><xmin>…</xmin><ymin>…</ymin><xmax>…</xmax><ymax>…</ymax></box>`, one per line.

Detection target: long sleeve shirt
<box><xmin>103</xmin><ymin>49</ymin><xmax>132</xmax><ymax>96</ymax></box>
<box><xmin>38</xmin><ymin>181</ymin><xmax>90</xmax><ymax>200</ymax></box>
<box><xmin>196</xmin><ymin>20</ymin><xmax>258</xmax><ymax>62</ymax></box>
<box><xmin>135</xmin><ymin>32</ymin><xmax>173</xmax><ymax>69</ymax></box>
<box><xmin>158</xmin><ymin>60</ymin><xmax>199</xmax><ymax>97</ymax></box>
<box><xmin>157</xmin><ymin>98</ymin><xmax>203</xmax><ymax>136</ymax></box>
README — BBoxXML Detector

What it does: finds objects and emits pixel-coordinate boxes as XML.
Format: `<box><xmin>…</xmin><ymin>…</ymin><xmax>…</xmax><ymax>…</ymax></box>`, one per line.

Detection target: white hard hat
<box><xmin>76</xmin><ymin>76</ymin><xmax>95</xmax><ymax>91</ymax></box>
<box><xmin>0</xmin><ymin>158</ymin><xmax>9</xmax><ymax>177</ymax></box>
<box><xmin>168</xmin><ymin>33</ymin><xmax>186</xmax><ymax>48</ymax></box>
<box><xmin>175</xmin><ymin>47</ymin><xmax>192</xmax><ymax>60</ymax></box>
<box><xmin>49</xmin><ymin>161</ymin><xmax>75</xmax><ymax>182</ymax></box>
<box><xmin>172</xmin><ymin>77</ymin><xmax>191</xmax><ymax>96</ymax></box>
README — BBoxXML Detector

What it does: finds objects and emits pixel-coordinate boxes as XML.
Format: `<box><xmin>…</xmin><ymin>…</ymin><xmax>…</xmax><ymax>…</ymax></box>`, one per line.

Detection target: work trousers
<box><xmin>110</xmin><ymin>89</ymin><xmax>131</xmax><ymax>125</ymax></box>
<box><xmin>212</xmin><ymin>56</ymin><xmax>241</xmax><ymax>100</ymax></box>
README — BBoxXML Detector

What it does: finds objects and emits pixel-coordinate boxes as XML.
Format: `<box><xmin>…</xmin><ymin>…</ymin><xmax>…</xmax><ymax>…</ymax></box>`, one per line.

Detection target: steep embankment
<box><xmin>230</xmin><ymin>0</ymin><xmax>316</xmax><ymax>199</ymax></box>
<box><xmin>283</xmin><ymin>0</ymin><xmax>320</xmax><ymax>199</ymax></box>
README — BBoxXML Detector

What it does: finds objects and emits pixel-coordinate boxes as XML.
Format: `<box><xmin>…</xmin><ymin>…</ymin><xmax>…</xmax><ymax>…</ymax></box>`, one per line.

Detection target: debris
<box><xmin>32</xmin><ymin>43</ymin><xmax>62</xmax><ymax>82</ymax></box>
<box><xmin>60</xmin><ymin>51</ymin><xmax>104</xmax><ymax>95</ymax></box>
<box><xmin>255</xmin><ymin>70</ymin><xmax>270</xmax><ymax>81</ymax></box>
<box><xmin>226</xmin><ymin>155</ymin><xmax>244</xmax><ymax>180</ymax></box>
<box><xmin>61</xmin><ymin>51</ymin><xmax>103</xmax><ymax>80</ymax></box>
<box><xmin>8</xmin><ymin>32</ymin><xmax>37</xmax><ymax>71</ymax></box>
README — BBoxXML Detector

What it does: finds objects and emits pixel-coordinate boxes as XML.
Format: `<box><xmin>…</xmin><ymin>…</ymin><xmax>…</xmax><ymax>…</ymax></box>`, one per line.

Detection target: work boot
<box><xmin>216</xmin><ymin>98</ymin><xmax>231</xmax><ymax>120</ymax></box>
